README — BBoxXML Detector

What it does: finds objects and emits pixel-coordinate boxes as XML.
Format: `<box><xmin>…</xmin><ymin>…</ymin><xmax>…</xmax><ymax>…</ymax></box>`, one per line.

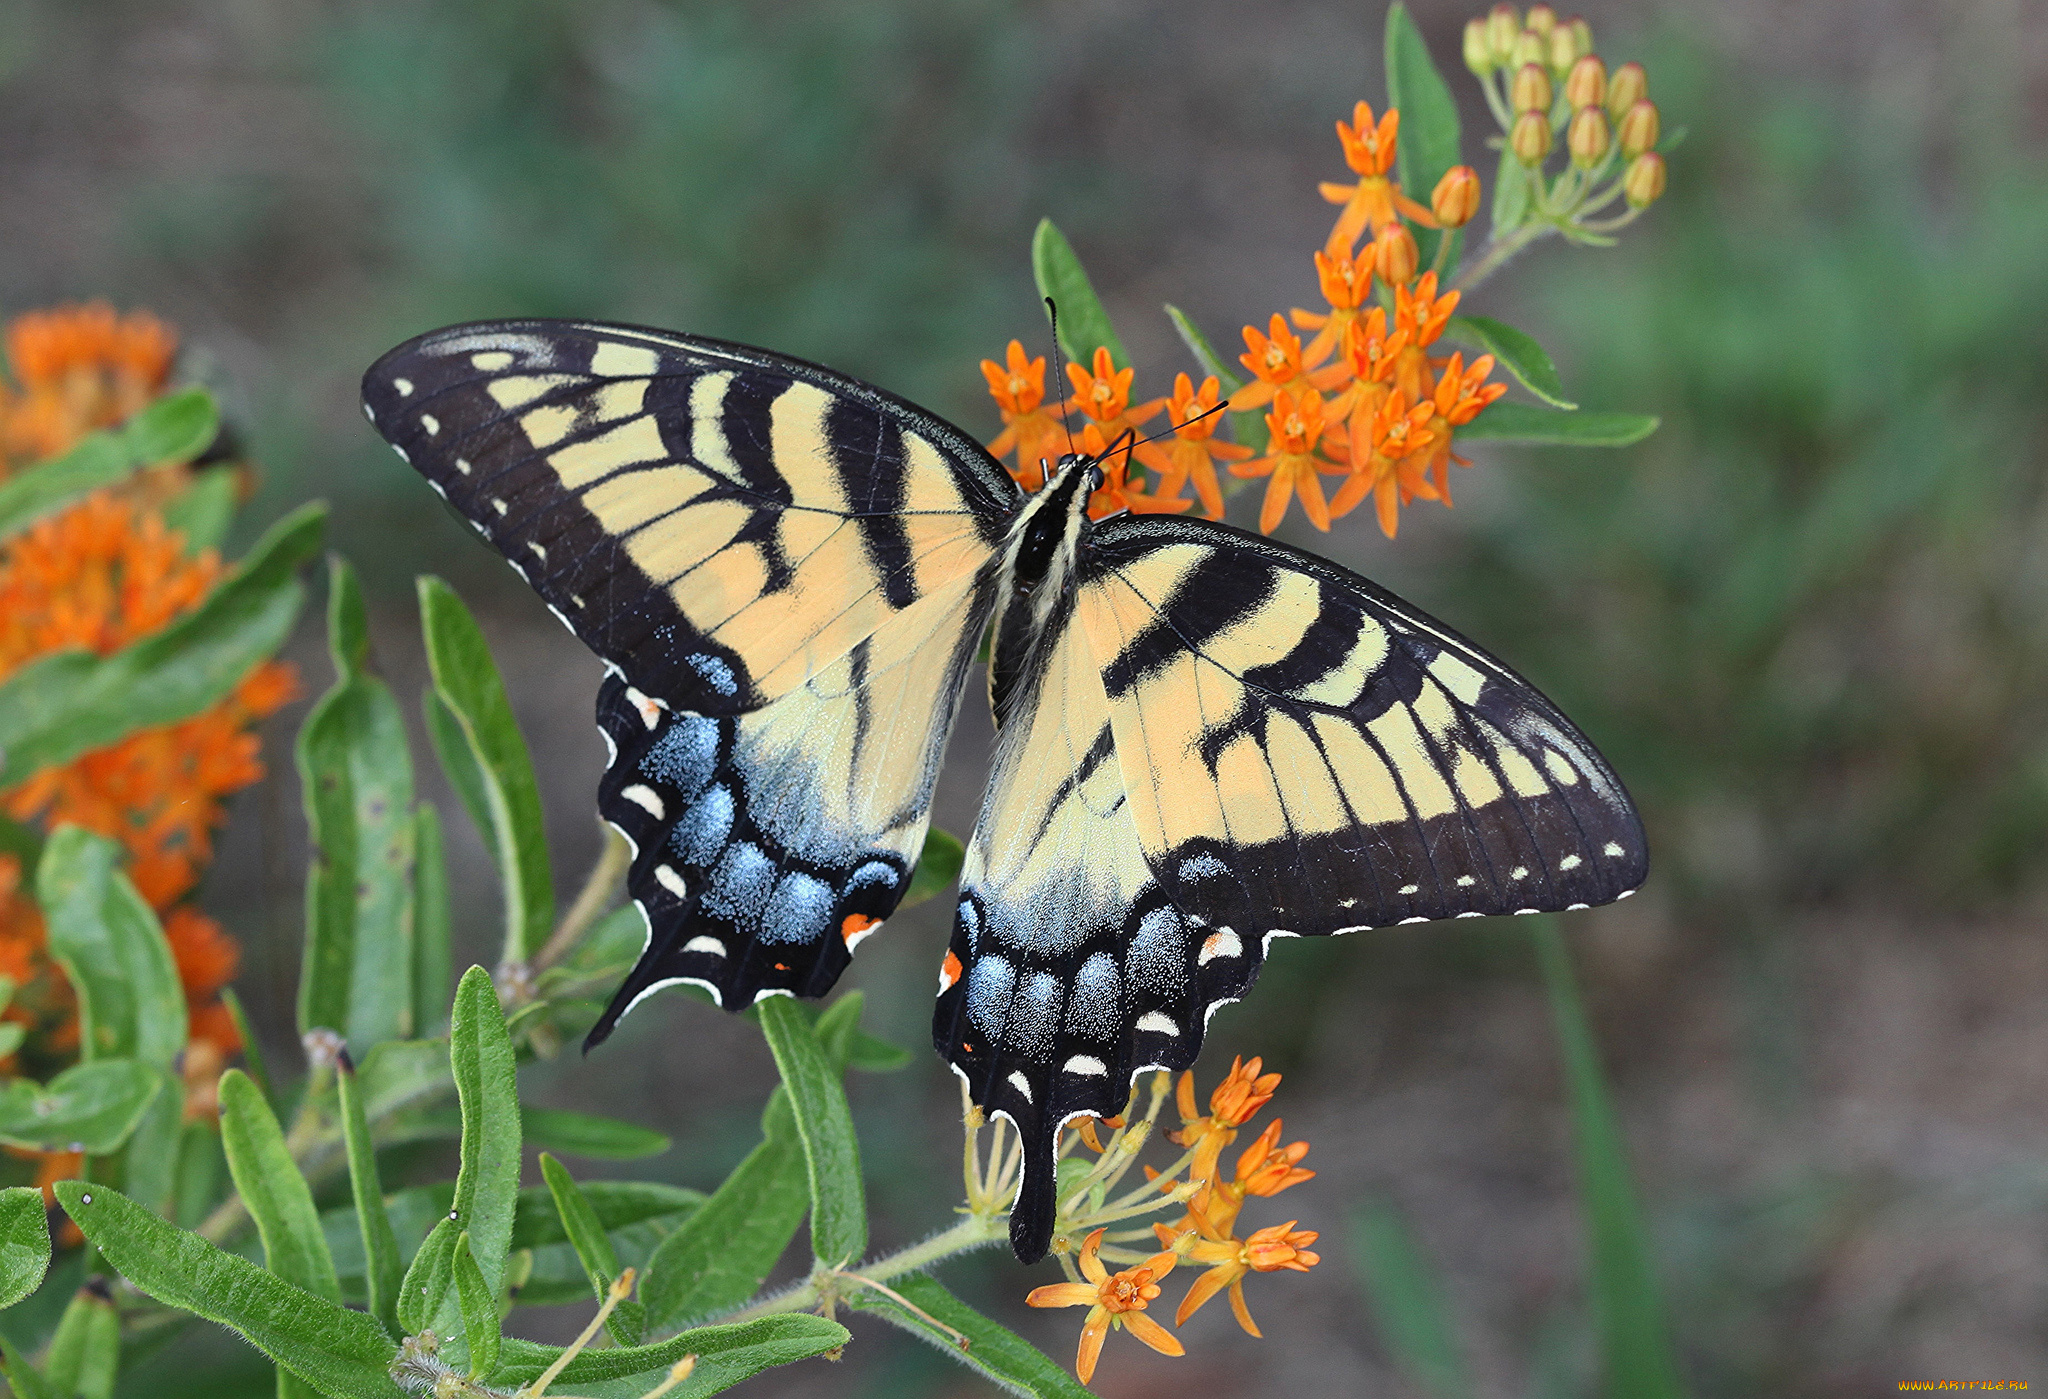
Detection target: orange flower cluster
<box><xmin>0</xmin><ymin>306</ymin><xmax>291</xmax><ymax>1070</ymax></box>
<box><xmin>0</xmin><ymin>303</ymin><xmax>177</xmax><ymax>472</ymax></box>
<box><xmin>977</xmin><ymin>101</ymin><xmax>1508</xmax><ymax>540</ymax></box>
<box><xmin>1027</xmin><ymin>1056</ymin><xmax>1318</xmax><ymax>1383</ymax></box>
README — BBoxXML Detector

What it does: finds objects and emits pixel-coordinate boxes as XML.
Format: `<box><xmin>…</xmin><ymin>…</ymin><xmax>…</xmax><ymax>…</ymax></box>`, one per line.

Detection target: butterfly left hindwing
<box><xmin>939</xmin><ymin>513</ymin><xmax>1647</xmax><ymax>1259</ymax></box>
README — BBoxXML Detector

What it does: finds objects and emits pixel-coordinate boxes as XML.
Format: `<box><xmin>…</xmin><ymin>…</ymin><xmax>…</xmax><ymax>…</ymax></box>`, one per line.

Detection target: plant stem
<box><xmin>717</xmin><ymin>1213</ymin><xmax>1009</xmax><ymax>1325</ymax></box>
<box><xmin>1453</xmin><ymin>220</ymin><xmax>1555</xmax><ymax>295</ymax></box>
<box><xmin>533</xmin><ymin>824</ymin><xmax>631</xmax><ymax>972</ymax></box>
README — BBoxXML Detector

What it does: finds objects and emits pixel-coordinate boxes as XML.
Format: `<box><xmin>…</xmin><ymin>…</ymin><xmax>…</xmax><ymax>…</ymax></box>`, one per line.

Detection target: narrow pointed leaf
<box><xmin>396</xmin><ymin>1218</ymin><xmax>456</xmax><ymax>1337</ymax></box>
<box><xmin>337</xmin><ymin>1057</ymin><xmax>402</xmax><ymax>1338</ymax></box>
<box><xmin>1445</xmin><ymin>315</ymin><xmax>1576</xmax><ymax>408</ymax></box>
<box><xmin>421</xmin><ymin>690</ymin><xmax>496</xmax><ymax>856</ymax></box>
<box><xmin>447</xmin><ymin>965</ymin><xmax>521</xmax><ymax>1295</ymax></box>
<box><xmin>900</xmin><ymin>827</ymin><xmax>964</xmax><ymax>910</ymax></box>
<box><xmin>410</xmin><ymin>801</ymin><xmax>452</xmax><ymax>1036</ymax></box>
<box><xmin>160</xmin><ymin>467</ymin><xmax>239</xmax><ymax>553</ymax></box>
<box><xmin>0</xmin><ymin>1187</ymin><xmax>51</xmax><ymax>1309</ymax></box>
<box><xmin>1459</xmin><ymin>401</ymin><xmax>1659</xmax><ymax>446</ymax></box>
<box><xmin>54</xmin><ymin>1182</ymin><xmax>405</xmax><ymax>1399</ymax></box>
<box><xmin>354</xmin><ymin>1038</ymin><xmax>450</xmax><ymax>1123</ymax></box>
<box><xmin>0</xmin><ymin>503</ymin><xmax>323</xmax><ymax>787</ymax></box>
<box><xmin>219</xmin><ymin>1070</ymin><xmax>340</xmax><ymax>1304</ymax></box>
<box><xmin>1353</xmin><ymin>1199</ymin><xmax>1473</xmax><ymax>1399</ymax></box>
<box><xmin>298</xmin><ymin>559</ymin><xmax>417</xmax><ymax>1050</ymax></box>
<box><xmin>0</xmin><ymin>1060</ymin><xmax>161</xmax><ymax>1154</ymax></box>
<box><xmin>43</xmin><ymin>1284</ymin><xmax>118</xmax><ymax>1399</ymax></box>
<box><xmin>0</xmin><ymin>1336</ymin><xmax>56</xmax><ymax>1399</ymax></box>
<box><xmin>120</xmin><ymin>1068</ymin><xmax>184</xmax><ymax>1216</ymax></box>
<box><xmin>450</xmin><ymin>1233</ymin><xmax>500</xmax><ymax>1382</ymax></box>
<box><xmin>848</xmin><ymin>1273</ymin><xmax>1092</xmax><ymax>1398</ymax></box>
<box><xmin>1166</xmin><ymin>303</ymin><xmax>1266</xmax><ymax>454</ymax></box>
<box><xmin>1032</xmin><ymin>219</ymin><xmax>1129</xmax><ymax>370</ymax></box>
<box><xmin>0</xmin><ymin>389</ymin><xmax>217</xmax><ymax>541</ymax></box>
<box><xmin>1385</xmin><ymin>3</ymin><xmax>1464</xmax><ymax>273</ymax></box>
<box><xmin>520</xmin><ymin>1106</ymin><xmax>669</xmax><ymax>1160</ymax></box>
<box><xmin>506</xmin><ymin>1180</ymin><xmax>703</xmax><ymax>1251</ymax></box>
<box><xmin>417</xmin><ymin>577</ymin><xmax>553</xmax><ymax>962</ymax></box>
<box><xmin>220</xmin><ymin>987</ymin><xmax>270</xmax><ymax>1102</ymax></box>
<box><xmin>641</xmin><ymin>1092</ymin><xmax>807</xmax><ymax>1327</ymax></box>
<box><xmin>538</xmin><ymin>1153</ymin><xmax>643</xmax><ymax>1344</ymax></box>
<box><xmin>757</xmin><ymin>995</ymin><xmax>865</xmax><ymax>1267</ymax></box>
<box><xmin>174</xmin><ymin>1117</ymin><xmax>226</xmax><ymax>1229</ymax></box>
<box><xmin>36</xmin><ymin>826</ymin><xmax>186</xmax><ymax>1067</ymax></box>
<box><xmin>491</xmin><ymin>1313</ymin><xmax>847</xmax><ymax>1390</ymax></box>
<box><xmin>1534</xmin><ymin>919</ymin><xmax>1687</xmax><ymax>1399</ymax></box>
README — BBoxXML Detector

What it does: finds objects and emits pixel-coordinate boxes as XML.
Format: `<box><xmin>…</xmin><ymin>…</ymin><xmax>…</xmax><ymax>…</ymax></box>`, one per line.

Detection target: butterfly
<box><xmin>361</xmin><ymin>319</ymin><xmax>1647</xmax><ymax>1263</ymax></box>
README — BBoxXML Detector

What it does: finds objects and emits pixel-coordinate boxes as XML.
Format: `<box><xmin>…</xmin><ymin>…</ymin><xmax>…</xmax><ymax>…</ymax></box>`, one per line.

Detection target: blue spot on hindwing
<box><xmin>760</xmin><ymin>872</ymin><xmax>835</xmax><ymax>945</ymax></box>
<box><xmin>1010</xmin><ymin>972</ymin><xmax>1059</xmax><ymax>1060</ymax></box>
<box><xmin>704</xmin><ymin>842</ymin><xmax>775</xmax><ymax>923</ymax></box>
<box><xmin>1065</xmin><ymin>953</ymin><xmax>1120</xmax><ymax>1038</ymax></box>
<box><xmin>1128</xmin><ymin>907</ymin><xmax>1185</xmax><ymax>994</ymax></box>
<box><xmin>672</xmin><ymin>784</ymin><xmax>735</xmax><ymax>867</ymax></box>
<box><xmin>965</xmin><ymin>955</ymin><xmax>1014</xmax><ymax>1040</ymax></box>
<box><xmin>641</xmin><ymin>714</ymin><xmax>720</xmax><ymax>796</ymax></box>
<box><xmin>848</xmin><ymin>861</ymin><xmax>898</xmax><ymax>896</ymax></box>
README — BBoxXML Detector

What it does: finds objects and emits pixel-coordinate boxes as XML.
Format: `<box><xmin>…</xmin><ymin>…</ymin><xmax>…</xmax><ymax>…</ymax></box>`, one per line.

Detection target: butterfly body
<box><xmin>362</xmin><ymin>319</ymin><xmax>1646</xmax><ymax>1264</ymax></box>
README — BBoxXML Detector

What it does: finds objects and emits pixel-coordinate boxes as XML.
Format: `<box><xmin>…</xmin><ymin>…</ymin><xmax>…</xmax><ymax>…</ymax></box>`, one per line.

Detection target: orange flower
<box><xmin>1318</xmin><ymin>102</ymin><xmax>1437</xmax><ymax>254</ymax></box>
<box><xmin>1330</xmin><ymin>387</ymin><xmax>1438</xmax><ymax>538</ymax></box>
<box><xmin>1064</xmin><ymin>346</ymin><xmax>1168</xmax><ymax>466</ymax></box>
<box><xmin>1411</xmin><ymin>351</ymin><xmax>1508</xmax><ymax>505</ymax></box>
<box><xmin>1</xmin><ymin>303</ymin><xmax>177</xmax><ymax>470</ymax></box>
<box><xmin>1151</xmin><ymin>375</ymin><xmax>1251</xmax><ymax>520</ymax></box>
<box><xmin>1228</xmin><ymin>315</ymin><xmax>1344</xmax><ymax>414</ymax></box>
<box><xmin>1230</xmin><ymin>390</ymin><xmax>1344</xmax><ymax>535</ymax></box>
<box><xmin>1389</xmin><ymin>272</ymin><xmax>1461</xmax><ymax>401</ymax></box>
<box><xmin>1025</xmin><ymin>1227</ymin><xmax>1182</xmax><ymax>1384</ymax></box>
<box><xmin>1167</xmin><ymin>1221</ymin><xmax>1321</xmax><ymax>1338</ymax></box>
<box><xmin>1190</xmin><ymin>1118</ymin><xmax>1315</xmax><ymax>1238</ymax></box>
<box><xmin>1172</xmin><ymin>1055</ymin><xmax>1282</xmax><ymax>1190</ymax></box>
<box><xmin>1327</xmin><ymin>307</ymin><xmax>1409</xmax><ymax>426</ymax></box>
<box><xmin>1074</xmin><ymin>424</ymin><xmax>1191</xmax><ymax>520</ymax></box>
<box><xmin>1289</xmin><ymin>246</ymin><xmax>1376</xmax><ymax>366</ymax></box>
<box><xmin>981</xmin><ymin>341</ymin><xmax>1070</xmax><ymax>491</ymax></box>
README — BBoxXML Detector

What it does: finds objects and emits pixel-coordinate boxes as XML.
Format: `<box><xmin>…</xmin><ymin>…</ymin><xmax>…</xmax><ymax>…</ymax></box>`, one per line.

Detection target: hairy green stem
<box><xmin>718</xmin><ymin>1213</ymin><xmax>1010</xmax><ymax>1325</ymax></box>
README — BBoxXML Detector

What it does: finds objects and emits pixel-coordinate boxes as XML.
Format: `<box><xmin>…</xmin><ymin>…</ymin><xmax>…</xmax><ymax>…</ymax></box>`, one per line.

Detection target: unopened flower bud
<box><xmin>1565</xmin><ymin>54</ymin><xmax>1606</xmax><ymax>109</ymax></box>
<box><xmin>1512</xmin><ymin>29</ymin><xmax>1547</xmax><ymax>70</ymax></box>
<box><xmin>1486</xmin><ymin>4</ymin><xmax>1521</xmax><ymax>61</ymax></box>
<box><xmin>1623</xmin><ymin>151</ymin><xmax>1666</xmax><ymax>206</ymax></box>
<box><xmin>1567</xmin><ymin>16</ymin><xmax>1593</xmax><ymax>57</ymax></box>
<box><xmin>1464</xmin><ymin>18</ymin><xmax>1494</xmax><ymax>74</ymax></box>
<box><xmin>1606</xmin><ymin>61</ymin><xmax>1648</xmax><ymax>120</ymax></box>
<box><xmin>1511</xmin><ymin>62</ymin><xmax>1552</xmax><ymax>113</ymax></box>
<box><xmin>1617</xmin><ymin>98</ymin><xmax>1660</xmax><ymax>159</ymax></box>
<box><xmin>1548</xmin><ymin>24</ymin><xmax>1580</xmax><ymax>74</ymax></box>
<box><xmin>1524</xmin><ymin>4</ymin><xmax>1557</xmax><ymax>39</ymax></box>
<box><xmin>1373</xmin><ymin>220</ymin><xmax>1420</xmax><ymax>287</ymax></box>
<box><xmin>1511</xmin><ymin>109</ymin><xmax>1554</xmax><ymax>166</ymax></box>
<box><xmin>1431</xmin><ymin>165</ymin><xmax>1481</xmax><ymax>227</ymax></box>
<box><xmin>1567</xmin><ymin>106</ymin><xmax>1610</xmax><ymax>167</ymax></box>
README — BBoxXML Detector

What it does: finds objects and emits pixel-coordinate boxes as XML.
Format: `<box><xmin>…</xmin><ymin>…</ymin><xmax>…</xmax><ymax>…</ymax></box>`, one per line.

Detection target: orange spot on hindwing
<box><xmin>840</xmin><ymin>914</ymin><xmax>882</xmax><ymax>951</ymax></box>
<box><xmin>938</xmin><ymin>948</ymin><xmax>963</xmax><ymax>993</ymax></box>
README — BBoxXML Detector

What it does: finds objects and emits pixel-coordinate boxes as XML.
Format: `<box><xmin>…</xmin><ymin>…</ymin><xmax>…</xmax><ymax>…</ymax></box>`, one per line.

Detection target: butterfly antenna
<box><xmin>1130</xmin><ymin>398</ymin><xmax>1228</xmax><ymax>454</ymax></box>
<box><xmin>1045</xmin><ymin>296</ymin><xmax>1076</xmax><ymax>459</ymax></box>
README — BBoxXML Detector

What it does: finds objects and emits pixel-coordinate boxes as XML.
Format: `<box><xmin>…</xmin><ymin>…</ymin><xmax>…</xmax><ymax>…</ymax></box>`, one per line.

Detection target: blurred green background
<box><xmin>4</xmin><ymin>0</ymin><xmax>2045</xmax><ymax>1394</ymax></box>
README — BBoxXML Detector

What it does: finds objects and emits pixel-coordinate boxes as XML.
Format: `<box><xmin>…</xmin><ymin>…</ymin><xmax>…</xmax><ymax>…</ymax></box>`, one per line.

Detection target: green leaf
<box><xmin>492</xmin><ymin>1313</ymin><xmax>847</xmax><ymax>1391</ymax></box>
<box><xmin>1352</xmin><ymin>1200</ymin><xmax>1473</xmax><ymax>1399</ymax></box>
<box><xmin>641</xmin><ymin>1093</ymin><xmax>807</xmax><ymax>1327</ymax></box>
<box><xmin>0</xmin><ymin>1187</ymin><xmax>51</xmax><ymax>1310</ymax></box>
<box><xmin>1444</xmin><ymin>315</ymin><xmax>1576</xmax><ymax>409</ymax></box>
<box><xmin>173</xmin><ymin>1118</ymin><xmax>226</xmax><ymax>1230</ymax></box>
<box><xmin>353</xmin><ymin>1038</ymin><xmax>449</xmax><ymax>1124</ymax></box>
<box><xmin>0</xmin><ymin>1336</ymin><xmax>57</xmax><ymax>1399</ymax></box>
<box><xmin>450</xmin><ymin>1233</ymin><xmax>501</xmax><ymax>1382</ymax></box>
<box><xmin>521</xmin><ymin>1107</ymin><xmax>669</xmax><ymax>1161</ymax></box>
<box><xmin>160</xmin><ymin>468</ymin><xmax>240</xmax><ymax>554</ymax></box>
<box><xmin>0</xmin><ymin>389</ymin><xmax>218</xmax><ymax>542</ymax></box>
<box><xmin>395</xmin><ymin>1218</ymin><xmax>455</xmax><ymax>1338</ymax></box>
<box><xmin>1385</xmin><ymin>3</ymin><xmax>1464</xmax><ymax>273</ymax></box>
<box><xmin>54</xmin><ymin>1183</ymin><xmax>405</xmax><ymax>1399</ymax></box>
<box><xmin>219</xmin><ymin>987</ymin><xmax>270</xmax><ymax>1103</ymax></box>
<box><xmin>900</xmin><ymin>827</ymin><xmax>964</xmax><ymax>910</ymax></box>
<box><xmin>0</xmin><ymin>814</ymin><xmax>41</xmax><ymax>876</ymax></box>
<box><xmin>756</xmin><ymin>996</ymin><xmax>865</xmax><ymax>1267</ymax></box>
<box><xmin>1031</xmin><ymin>219</ymin><xmax>1128</xmax><ymax>371</ymax></box>
<box><xmin>537</xmin><ymin>1154</ymin><xmax>644</xmax><ymax>1345</ymax></box>
<box><xmin>35</xmin><ymin>826</ymin><xmax>186</xmax><ymax>1067</ymax></box>
<box><xmin>1165</xmin><ymin>303</ymin><xmax>1266</xmax><ymax>455</ymax></box>
<box><xmin>848</xmin><ymin>1273</ymin><xmax>1091</xmax><ymax>1398</ymax></box>
<box><xmin>1458</xmin><ymin>401</ymin><xmax>1659</xmax><ymax>446</ymax></box>
<box><xmin>0</xmin><ymin>1060</ymin><xmax>160</xmax><ymax>1154</ymax></box>
<box><xmin>119</xmin><ymin>1067</ymin><xmax>184</xmax><ymax>1217</ymax></box>
<box><xmin>0</xmin><ymin>502</ymin><xmax>324</xmax><ymax>788</ymax></box>
<box><xmin>447</xmin><ymin>966</ymin><xmax>521</xmax><ymax>1297</ymax></box>
<box><xmin>410</xmin><ymin>802</ymin><xmax>452</xmax><ymax>1037</ymax></box>
<box><xmin>297</xmin><ymin>561</ymin><xmax>417</xmax><ymax>1052</ymax></box>
<box><xmin>337</xmin><ymin>1056</ymin><xmax>402</xmax><ymax>1338</ymax></box>
<box><xmin>219</xmin><ymin>1070</ymin><xmax>341</xmax><ymax>1305</ymax></box>
<box><xmin>43</xmin><ymin>1283</ymin><xmax>118</xmax><ymax>1399</ymax></box>
<box><xmin>1491</xmin><ymin>142</ymin><xmax>1530</xmax><ymax>236</ymax></box>
<box><xmin>416</xmin><ymin>577</ymin><xmax>554</xmax><ymax>963</ymax></box>
<box><xmin>507</xmin><ymin>1180</ymin><xmax>702</xmax><ymax>1251</ymax></box>
<box><xmin>1533</xmin><ymin>919</ymin><xmax>1688</xmax><ymax>1399</ymax></box>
